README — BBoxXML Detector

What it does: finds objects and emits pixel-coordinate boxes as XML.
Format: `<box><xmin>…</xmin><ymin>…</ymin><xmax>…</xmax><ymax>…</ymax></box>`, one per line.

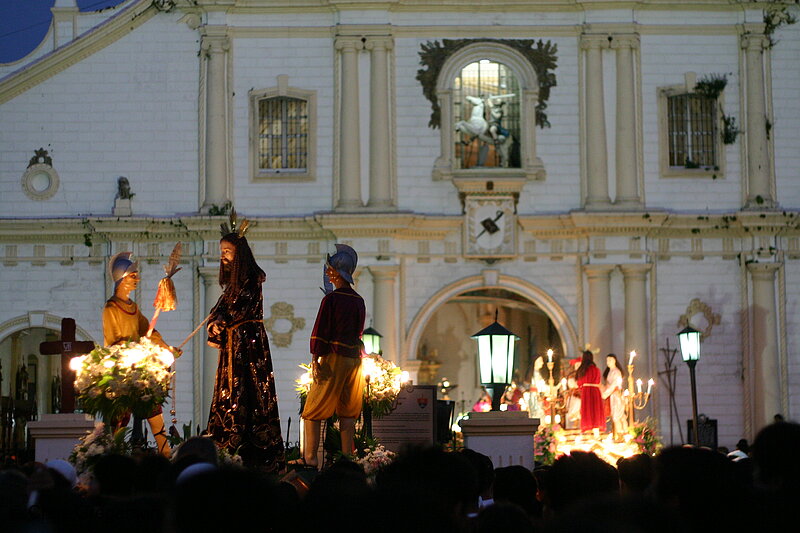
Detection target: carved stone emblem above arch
<box><xmin>677</xmin><ymin>298</ymin><xmax>721</xmax><ymax>340</ymax></box>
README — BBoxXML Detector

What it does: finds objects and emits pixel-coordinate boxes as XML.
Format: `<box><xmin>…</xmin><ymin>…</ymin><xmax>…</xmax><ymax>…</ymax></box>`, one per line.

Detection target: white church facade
<box><xmin>1</xmin><ymin>0</ymin><xmax>798</xmax><ymax>450</ymax></box>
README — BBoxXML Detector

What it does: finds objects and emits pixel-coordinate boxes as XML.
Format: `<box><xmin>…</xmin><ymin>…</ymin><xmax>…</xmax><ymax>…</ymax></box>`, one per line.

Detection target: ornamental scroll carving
<box><xmin>677</xmin><ymin>298</ymin><xmax>721</xmax><ymax>340</ymax></box>
<box><xmin>264</xmin><ymin>301</ymin><xmax>305</xmax><ymax>347</ymax></box>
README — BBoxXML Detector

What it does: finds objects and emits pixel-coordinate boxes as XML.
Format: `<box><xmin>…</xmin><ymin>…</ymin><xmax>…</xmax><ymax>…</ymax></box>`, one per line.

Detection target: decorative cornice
<box><xmin>0</xmin><ymin>0</ymin><xmax>157</xmax><ymax>106</ymax></box>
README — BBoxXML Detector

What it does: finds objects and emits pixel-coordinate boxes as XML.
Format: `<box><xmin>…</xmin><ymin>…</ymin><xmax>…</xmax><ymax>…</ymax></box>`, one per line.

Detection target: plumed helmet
<box><xmin>109</xmin><ymin>251</ymin><xmax>138</xmax><ymax>289</ymax></box>
<box><xmin>325</xmin><ymin>244</ymin><xmax>357</xmax><ymax>284</ymax></box>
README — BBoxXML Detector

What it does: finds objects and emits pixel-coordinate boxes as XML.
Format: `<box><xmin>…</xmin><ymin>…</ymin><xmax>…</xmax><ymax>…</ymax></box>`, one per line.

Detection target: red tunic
<box><xmin>577</xmin><ymin>365</ymin><xmax>605</xmax><ymax>432</ymax></box>
<box><xmin>310</xmin><ymin>286</ymin><xmax>366</xmax><ymax>358</ymax></box>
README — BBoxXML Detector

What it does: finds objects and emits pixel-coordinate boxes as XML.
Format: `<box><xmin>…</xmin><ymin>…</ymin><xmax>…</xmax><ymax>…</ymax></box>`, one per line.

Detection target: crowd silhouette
<box><xmin>1</xmin><ymin>420</ymin><xmax>798</xmax><ymax>533</ymax></box>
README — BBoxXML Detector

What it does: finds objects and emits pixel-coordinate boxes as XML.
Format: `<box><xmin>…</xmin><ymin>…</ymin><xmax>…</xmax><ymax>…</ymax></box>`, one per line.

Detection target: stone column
<box><xmin>741</xmin><ymin>33</ymin><xmax>773</xmax><ymax>208</ymax></box>
<box><xmin>336</xmin><ymin>37</ymin><xmax>363</xmax><ymax>209</ymax></box>
<box><xmin>620</xmin><ymin>264</ymin><xmax>651</xmax><ymax>378</ymax></box>
<box><xmin>581</xmin><ymin>35</ymin><xmax>611</xmax><ymax>208</ymax></box>
<box><xmin>368</xmin><ymin>266</ymin><xmax>399</xmax><ymax>363</ymax></box>
<box><xmin>199</xmin><ymin>267</ymin><xmax>222</xmax><ymax>427</ymax></box>
<box><xmin>584</xmin><ymin>264</ymin><xmax>615</xmax><ymax>354</ymax></box>
<box><xmin>747</xmin><ymin>263</ymin><xmax>781</xmax><ymax>429</ymax></box>
<box><xmin>366</xmin><ymin>37</ymin><xmax>394</xmax><ymax>209</ymax></box>
<box><xmin>612</xmin><ymin>34</ymin><xmax>640</xmax><ymax>208</ymax></box>
<box><xmin>201</xmin><ymin>28</ymin><xmax>231</xmax><ymax>213</ymax></box>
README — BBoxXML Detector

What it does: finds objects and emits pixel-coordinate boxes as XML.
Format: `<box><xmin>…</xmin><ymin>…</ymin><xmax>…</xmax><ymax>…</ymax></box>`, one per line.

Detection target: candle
<box><xmin>647</xmin><ymin>378</ymin><xmax>655</xmax><ymax>395</ymax></box>
<box><xmin>560</xmin><ymin>378</ymin><xmax>567</xmax><ymax>389</ymax></box>
<box><xmin>636</xmin><ymin>378</ymin><xmax>643</xmax><ymax>394</ymax></box>
<box><xmin>629</xmin><ymin>351</ymin><xmax>637</xmax><ymax>365</ymax></box>
<box><xmin>547</xmin><ymin>349</ymin><xmax>553</xmax><ymax>363</ymax></box>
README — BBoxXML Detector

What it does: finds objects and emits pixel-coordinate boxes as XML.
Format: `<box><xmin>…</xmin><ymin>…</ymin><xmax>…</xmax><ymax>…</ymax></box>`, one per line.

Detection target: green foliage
<box><xmin>722</xmin><ymin>114</ymin><xmax>740</xmax><ymax>144</ymax></box>
<box><xmin>694</xmin><ymin>73</ymin><xmax>728</xmax><ymax>100</ymax></box>
<box><xmin>208</xmin><ymin>201</ymin><xmax>232</xmax><ymax>216</ymax></box>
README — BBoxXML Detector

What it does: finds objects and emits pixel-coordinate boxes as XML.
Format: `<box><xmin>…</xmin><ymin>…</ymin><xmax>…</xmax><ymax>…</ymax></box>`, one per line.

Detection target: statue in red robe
<box><xmin>576</xmin><ymin>350</ymin><xmax>604</xmax><ymax>434</ymax></box>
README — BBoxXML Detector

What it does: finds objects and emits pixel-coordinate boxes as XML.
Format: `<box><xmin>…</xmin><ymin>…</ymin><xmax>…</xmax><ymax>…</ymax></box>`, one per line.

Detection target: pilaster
<box><xmin>366</xmin><ymin>36</ymin><xmax>395</xmax><ymax>209</ymax></box>
<box><xmin>620</xmin><ymin>264</ymin><xmax>651</xmax><ymax>379</ymax></box>
<box><xmin>200</xmin><ymin>28</ymin><xmax>231</xmax><ymax>213</ymax></box>
<box><xmin>368</xmin><ymin>265</ymin><xmax>399</xmax><ymax>363</ymax></box>
<box><xmin>335</xmin><ymin>36</ymin><xmax>364</xmax><ymax>210</ymax></box>
<box><xmin>581</xmin><ymin>34</ymin><xmax>611</xmax><ymax>209</ymax></box>
<box><xmin>611</xmin><ymin>34</ymin><xmax>641</xmax><ymax>208</ymax></box>
<box><xmin>584</xmin><ymin>264</ymin><xmax>615</xmax><ymax>354</ymax></box>
<box><xmin>741</xmin><ymin>31</ymin><xmax>773</xmax><ymax>209</ymax></box>
<box><xmin>747</xmin><ymin>262</ymin><xmax>781</xmax><ymax>429</ymax></box>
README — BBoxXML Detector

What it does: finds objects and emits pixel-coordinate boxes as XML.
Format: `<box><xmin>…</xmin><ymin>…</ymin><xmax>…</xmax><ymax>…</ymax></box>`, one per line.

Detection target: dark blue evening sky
<box><xmin>0</xmin><ymin>0</ymin><xmax>126</xmax><ymax>65</ymax></box>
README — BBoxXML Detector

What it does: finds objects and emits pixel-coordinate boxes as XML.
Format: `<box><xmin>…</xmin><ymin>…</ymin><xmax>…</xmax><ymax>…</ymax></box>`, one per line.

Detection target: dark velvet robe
<box><xmin>206</xmin><ymin>281</ymin><xmax>284</xmax><ymax>471</ymax></box>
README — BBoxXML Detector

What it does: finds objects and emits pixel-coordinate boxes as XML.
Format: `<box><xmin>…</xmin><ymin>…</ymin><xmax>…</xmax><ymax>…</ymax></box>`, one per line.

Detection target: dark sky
<box><xmin>0</xmin><ymin>0</ymin><xmax>126</xmax><ymax>64</ymax></box>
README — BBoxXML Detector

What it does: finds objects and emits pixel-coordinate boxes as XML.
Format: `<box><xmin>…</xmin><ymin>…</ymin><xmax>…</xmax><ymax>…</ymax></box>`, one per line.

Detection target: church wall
<box><xmin>772</xmin><ymin>23</ymin><xmax>800</xmax><ymax>204</ymax></box>
<box><xmin>640</xmin><ymin>32</ymin><xmax>742</xmax><ymax>211</ymax></box>
<box><xmin>231</xmin><ymin>36</ymin><xmax>336</xmax><ymax>215</ymax></box>
<box><xmin>0</xmin><ymin>14</ymin><xmax>199</xmax><ymax>217</ymax></box>
<box><xmin>394</xmin><ymin>37</ymin><xmax>465</xmax><ymax>215</ymax></box>
<box><xmin>784</xmin><ymin>261</ymin><xmax>800</xmax><ymax>419</ymax></box>
<box><xmin>654</xmin><ymin>258</ymin><xmax>744</xmax><ymax>448</ymax></box>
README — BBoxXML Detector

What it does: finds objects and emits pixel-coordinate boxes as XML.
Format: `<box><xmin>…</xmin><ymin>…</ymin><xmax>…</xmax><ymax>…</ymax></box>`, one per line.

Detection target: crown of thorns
<box><xmin>219</xmin><ymin>208</ymin><xmax>250</xmax><ymax>238</ymax></box>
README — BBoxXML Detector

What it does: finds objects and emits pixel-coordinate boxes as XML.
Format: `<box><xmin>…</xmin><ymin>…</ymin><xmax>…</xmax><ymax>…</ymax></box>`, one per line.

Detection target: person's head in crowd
<box><xmin>493</xmin><ymin>465</ymin><xmax>542</xmax><ymax>518</ymax></box>
<box><xmin>476</xmin><ymin>501</ymin><xmax>534</xmax><ymax>533</ymax></box>
<box><xmin>616</xmin><ymin>453</ymin><xmax>653</xmax><ymax>495</ymax></box>
<box><xmin>460</xmin><ymin>449</ymin><xmax>494</xmax><ymax>507</ymax></box>
<box><xmin>45</xmin><ymin>459</ymin><xmax>77</xmax><ymax>489</ymax></box>
<box><xmin>540</xmin><ymin>451</ymin><xmax>619</xmax><ymax>516</ymax></box>
<box><xmin>751</xmin><ymin>420</ymin><xmax>800</xmax><ymax>493</ymax></box>
<box><xmin>0</xmin><ymin>469</ymin><xmax>29</xmax><ymax>524</ymax></box>
<box><xmin>91</xmin><ymin>454</ymin><xmax>137</xmax><ymax>498</ymax></box>
<box><xmin>372</xmin><ymin>445</ymin><xmax>478</xmax><ymax>532</ymax></box>
<box><xmin>174</xmin><ymin>467</ymin><xmax>282</xmax><ymax>533</ymax></box>
<box><xmin>300</xmin><ymin>459</ymin><xmax>369</xmax><ymax>528</ymax></box>
<box><xmin>174</xmin><ymin>436</ymin><xmax>220</xmax><ymax>467</ymax></box>
<box><xmin>652</xmin><ymin>445</ymin><xmax>752</xmax><ymax>533</ymax></box>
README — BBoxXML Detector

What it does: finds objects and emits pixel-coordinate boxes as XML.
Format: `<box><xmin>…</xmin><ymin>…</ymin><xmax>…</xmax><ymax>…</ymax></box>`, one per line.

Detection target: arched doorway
<box><xmin>405</xmin><ymin>273</ymin><xmax>579</xmax><ymax>414</ymax></box>
<box><xmin>0</xmin><ymin>328</ymin><xmax>60</xmax><ymax>416</ymax></box>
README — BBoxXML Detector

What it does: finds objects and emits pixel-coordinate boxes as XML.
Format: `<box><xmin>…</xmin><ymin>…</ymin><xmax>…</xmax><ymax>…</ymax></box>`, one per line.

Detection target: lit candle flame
<box><xmin>547</xmin><ymin>349</ymin><xmax>553</xmax><ymax>363</ymax></box>
<box><xmin>647</xmin><ymin>378</ymin><xmax>655</xmax><ymax>395</ymax></box>
<box><xmin>629</xmin><ymin>351</ymin><xmax>637</xmax><ymax>365</ymax></box>
<box><xmin>636</xmin><ymin>378</ymin><xmax>643</xmax><ymax>394</ymax></box>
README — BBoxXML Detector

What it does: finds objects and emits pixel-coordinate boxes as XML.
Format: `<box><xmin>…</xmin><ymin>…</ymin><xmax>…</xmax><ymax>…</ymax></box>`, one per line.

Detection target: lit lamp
<box><xmin>678</xmin><ymin>325</ymin><xmax>701</xmax><ymax>446</ymax></box>
<box><xmin>362</xmin><ymin>326</ymin><xmax>383</xmax><ymax>356</ymax></box>
<box><xmin>471</xmin><ymin>310</ymin><xmax>519</xmax><ymax>411</ymax></box>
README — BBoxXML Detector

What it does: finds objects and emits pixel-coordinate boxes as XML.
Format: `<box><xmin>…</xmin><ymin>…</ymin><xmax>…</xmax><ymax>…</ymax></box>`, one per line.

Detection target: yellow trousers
<box><xmin>302</xmin><ymin>353</ymin><xmax>365</xmax><ymax>420</ymax></box>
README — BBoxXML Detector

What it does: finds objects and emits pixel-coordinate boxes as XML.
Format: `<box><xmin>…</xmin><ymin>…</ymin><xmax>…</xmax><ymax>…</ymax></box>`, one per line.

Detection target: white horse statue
<box><xmin>455</xmin><ymin>94</ymin><xmax>515</xmax><ymax>168</ymax></box>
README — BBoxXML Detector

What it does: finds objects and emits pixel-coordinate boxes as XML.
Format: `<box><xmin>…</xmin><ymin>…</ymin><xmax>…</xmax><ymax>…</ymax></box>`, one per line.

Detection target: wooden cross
<box><xmin>39</xmin><ymin>318</ymin><xmax>94</xmax><ymax>413</ymax></box>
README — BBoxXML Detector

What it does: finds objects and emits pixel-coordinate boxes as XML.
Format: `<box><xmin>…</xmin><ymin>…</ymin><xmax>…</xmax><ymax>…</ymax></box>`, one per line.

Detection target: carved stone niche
<box><xmin>677</xmin><ymin>298</ymin><xmax>721</xmax><ymax>340</ymax></box>
<box><xmin>264</xmin><ymin>301</ymin><xmax>305</xmax><ymax>347</ymax></box>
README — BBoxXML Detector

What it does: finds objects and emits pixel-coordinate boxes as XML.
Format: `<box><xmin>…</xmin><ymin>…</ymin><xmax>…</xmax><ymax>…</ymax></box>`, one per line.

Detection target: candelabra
<box><xmin>625</xmin><ymin>351</ymin><xmax>655</xmax><ymax>426</ymax></box>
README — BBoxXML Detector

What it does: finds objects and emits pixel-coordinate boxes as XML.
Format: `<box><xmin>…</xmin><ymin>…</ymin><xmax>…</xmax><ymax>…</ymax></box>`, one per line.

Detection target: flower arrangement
<box><xmin>534</xmin><ymin>424</ymin><xmax>561</xmax><ymax>465</ymax></box>
<box><xmin>69</xmin><ymin>422</ymin><xmax>131</xmax><ymax>485</ymax></box>
<box><xmin>355</xmin><ymin>444</ymin><xmax>397</xmax><ymax>476</ymax></box>
<box><xmin>630</xmin><ymin>418</ymin><xmax>662</xmax><ymax>456</ymax></box>
<box><xmin>295</xmin><ymin>353</ymin><xmax>404</xmax><ymax>418</ymax></box>
<box><xmin>71</xmin><ymin>337</ymin><xmax>174</xmax><ymax>423</ymax></box>
<box><xmin>361</xmin><ymin>353</ymin><xmax>403</xmax><ymax>418</ymax></box>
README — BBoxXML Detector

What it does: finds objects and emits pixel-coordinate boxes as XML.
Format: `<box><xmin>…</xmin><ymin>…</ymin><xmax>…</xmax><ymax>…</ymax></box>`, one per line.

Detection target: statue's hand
<box><xmin>207</xmin><ymin>340</ymin><xmax>220</xmax><ymax>349</ymax></box>
<box><xmin>208</xmin><ymin>321</ymin><xmax>223</xmax><ymax>336</ymax></box>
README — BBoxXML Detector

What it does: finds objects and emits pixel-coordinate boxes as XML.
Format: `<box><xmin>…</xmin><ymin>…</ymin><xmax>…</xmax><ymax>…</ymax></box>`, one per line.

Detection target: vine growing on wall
<box><xmin>694</xmin><ymin>73</ymin><xmax>740</xmax><ymax>146</ymax></box>
<box><xmin>763</xmin><ymin>2</ymin><xmax>798</xmax><ymax>48</ymax></box>
<box><xmin>416</xmin><ymin>39</ymin><xmax>558</xmax><ymax>129</ymax></box>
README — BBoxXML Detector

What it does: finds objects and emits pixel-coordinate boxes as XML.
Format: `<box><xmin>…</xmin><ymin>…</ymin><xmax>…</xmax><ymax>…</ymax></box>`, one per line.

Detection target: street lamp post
<box><xmin>471</xmin><ymin>310</ymin><xmax>520</xmax><ymax>411</ymax></box>
<box><xmin>362</xmin><ymin>325</ymin><xmax>383</xmax><ymax>440</ymax></box>
<box><xmin>678</xmin><ymin>325</ymin><xmax>701</xmax><ymax>446</ymax></box>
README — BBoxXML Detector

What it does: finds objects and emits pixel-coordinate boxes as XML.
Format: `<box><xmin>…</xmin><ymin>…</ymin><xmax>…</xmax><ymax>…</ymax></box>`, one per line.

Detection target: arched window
<box><xmin>454</xmin><ymin>60</ymin><xmax>521</xmax><ymax>169</ymax></box>
<box><xmin>433</xmin><ymin>43</ymin><xmax>545</xmax><ymax>182</ymax></box>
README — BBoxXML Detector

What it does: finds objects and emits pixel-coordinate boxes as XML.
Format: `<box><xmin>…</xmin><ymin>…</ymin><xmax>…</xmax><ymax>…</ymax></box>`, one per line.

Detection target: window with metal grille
<box><xmin>667</xmin><ymin>93</ymin><xmax>717</xmax><ymax>168</ymax></box>
<box><xmin>257</xmin><ymin>96</ymin><xmax>308</xmax><ymax>172</ymax></box>
<box><xmin>454</xmin><ymin>60</ymin><xmax>521</xmax><ymax>169</ymax></box>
